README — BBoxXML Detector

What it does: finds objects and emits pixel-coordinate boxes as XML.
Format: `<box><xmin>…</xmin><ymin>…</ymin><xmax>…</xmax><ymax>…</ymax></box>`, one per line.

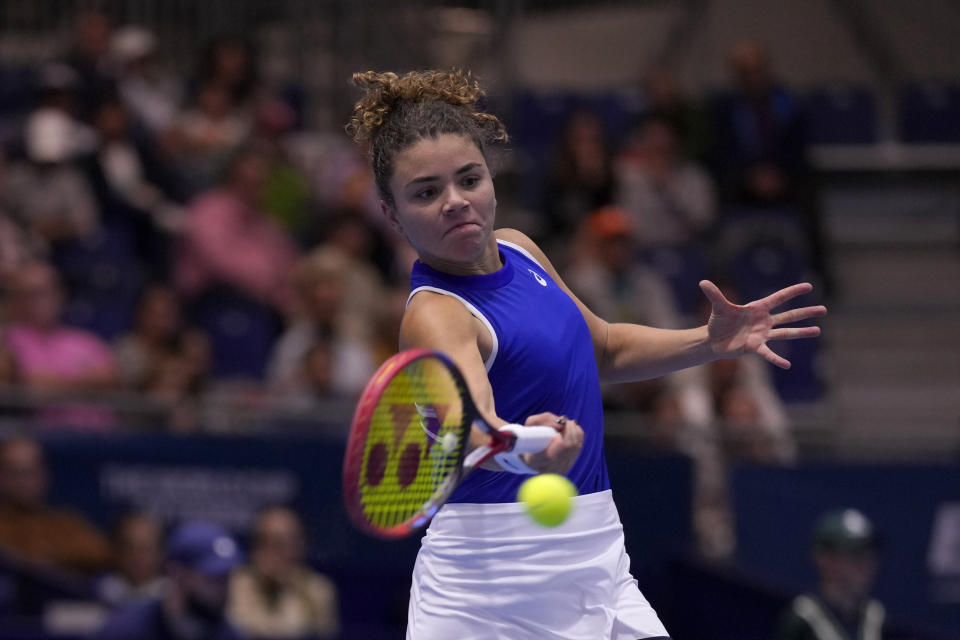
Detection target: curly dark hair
<box><xmin>346</xmin><ymin>69</ymin><xmax>509</xmax><ymax>206</ymax></box>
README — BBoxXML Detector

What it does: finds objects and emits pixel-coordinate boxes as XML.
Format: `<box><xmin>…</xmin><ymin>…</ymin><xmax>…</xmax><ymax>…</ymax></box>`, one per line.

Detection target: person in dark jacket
<box><xmin>95</xmin><ymin>521</ymin><xmax>247</xmax><ymax>640</ymax></box>
<box><xmin>776</xmin><ymin>508</ymin><xmax>886</xmax><ymax>640</ymax></box>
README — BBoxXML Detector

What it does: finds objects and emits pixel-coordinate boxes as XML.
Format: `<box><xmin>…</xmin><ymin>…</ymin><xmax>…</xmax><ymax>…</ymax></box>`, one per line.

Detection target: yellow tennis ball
<box><xmin>518</xmin><ymin>473</ymin><xmax>576</xmax><ymax>527</ymax></box>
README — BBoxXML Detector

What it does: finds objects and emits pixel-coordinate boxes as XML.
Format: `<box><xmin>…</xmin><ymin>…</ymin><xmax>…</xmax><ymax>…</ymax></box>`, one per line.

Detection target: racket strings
<box><xmin>358</xmin><ymin>358</ymin><xmax>466</xmax><ymax>530</ymax></box>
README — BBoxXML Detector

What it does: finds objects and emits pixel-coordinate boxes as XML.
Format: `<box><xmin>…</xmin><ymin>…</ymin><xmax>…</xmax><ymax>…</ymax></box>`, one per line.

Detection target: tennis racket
<box><xmin>342</xmin><ymin>348</ymin><xmax>558</xmax><ymax>539</ymax></box>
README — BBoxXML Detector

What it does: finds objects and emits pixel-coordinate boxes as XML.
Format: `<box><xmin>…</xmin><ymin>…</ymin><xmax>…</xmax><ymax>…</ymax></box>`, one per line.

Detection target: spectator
<box><xmin>1</xmin><ymin>70</ymin><xmax>99</xmax><ymax>248</ymax></box>
<box><xmin>111</xmin><ymin>25</ymin><xmax>184</xmax><ymax>136</ymax></box>
<box><xmin>167</xmin><ymin>80</ymin><xmax>252</xmax><ymax>196</ymax></box>
<box><xmin>0</xmin><ymin>344</ymin><xmax>25</xmax><ymax>422</ymax></box>
<box><xmin>95</xmin><ymin>521</ymin><xmax>247</xmax><ymax>640</ymax></box>
<box><xmin>0</xmin><ymin>147</ymin><xmax>43</xmax><ymax>278</ymax></box>
<box><xmin>60</xmin><ymin>7</ymin><xmax>118</xmax><ymax>117</ymax></box>
<box><xmin>709</xmin><ymin>41</ymin><xmax>832</xmax><ymax>295</ymax></box>
<box><xmin>228</xmin><ymin>506</ymin><xmax>339</xmax><ymax>640</ymax></box>
<box><xmin>113</xmin><ymin>285</ymin><xmax>210</xmax><ymax>393</ymax></box>
<box><xmin>615</xmin><ymin>114</ymin><xmax>717</xmax><ymax>251</ymax></box>
<box><xmin>2</xmin><ymin>262</ymin><xmax>118</xmax><ymax>429</ymax></box>
<box><xmin>710</xmin><ymin>41</ymin><xmax>807</xmax><ymax>206</ymax></box>
<box><xmin>197</xmin><ymin>36</ymin><xmax>259</xmax><ymax>111</ymax></box>
<box><xmin>717</xmin><ymin>384</ymin><xmax>781</xmax><ymax>464</ymax></box>
<box><xmin>0</xmin><ymin>436</ymin><xmax>112</xmax><ymax>574</ymax></box>
<box><xmin>298</xmin><ymin>341</ymin><xmax>336</xmax><ymax>400</ymax></box>
<box><xmin>81</xmin><ymin>93</ymin><xmax>185</xmax><ymax>278</ymax></box>
<box><xmin>640</xmin><ymin>66</ymin><xmax>712</xmax><ymax>163</ymax></box>
<box><xmin>317</xmin><ymin>213</ymin><xmax>389</xmax><ymax>323</ymax></box>
<box><xmin>565</xmin><ymin>206</ymin><xmax>704</xmax><ymax>441</ymax></box>
<box><xmin>97</xmin><ymin>511</ymin><xmax>169</xmax><ymax>607</ymax></box>
<box><xmin>776</xmin><ymin>509</ymin><xmax>886</xmax><ymax>640</ymax></box>
<box><xmin>706</xmin><ymin>351</ymin><xmax>794</xmax><ymax>464</ymax></box>
<box><xmin>369</xmin><ymin>285</ymin><xmax>411</xmax><ymax>366</ymax></box>
<box><xmin>566</xmin><ymin>206</ymin><xmax>683</xmax><ymax>332</ymax></box>
<box><xmin>266</xmin><ymin>246</ymin><xmax>376</xmax><ymax>399</ymax></box>
<box><xmin>176</xmin><ymin>148</ymin><xmax>299</xmax><ymax>314</ymax></box>
<box><xmin>113</xmin><ymin>285</ymin><xmax>209</xmax><ymax>431</ymax></box>
<box><xmin>253</xmin><ymin>114</ymin><xmax>313</xmax><ymax>241</ymax></box>
<box><xmin>0</xmin><ymin>344</ymin><xmax>21</xmax><ymax>386</ymax></box>
<box><xmin>544</xmin><ymin>108</ymin><xmax>615</xmax><ymax>243</ymax></box>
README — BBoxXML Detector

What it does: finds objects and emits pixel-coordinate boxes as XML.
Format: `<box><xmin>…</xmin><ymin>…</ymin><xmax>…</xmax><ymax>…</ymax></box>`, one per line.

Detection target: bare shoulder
<box><xmin>400</xmin><ymin>288</ymin><xmax>480</xmax><ymax>349</ymax></box>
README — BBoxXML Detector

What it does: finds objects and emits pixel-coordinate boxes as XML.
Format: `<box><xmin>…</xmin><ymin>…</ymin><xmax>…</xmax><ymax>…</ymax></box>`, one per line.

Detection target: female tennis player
<box><xmin>346</xmin><ymin>69</ymin><xmax>825</xmax><ymax>640</ymax></box>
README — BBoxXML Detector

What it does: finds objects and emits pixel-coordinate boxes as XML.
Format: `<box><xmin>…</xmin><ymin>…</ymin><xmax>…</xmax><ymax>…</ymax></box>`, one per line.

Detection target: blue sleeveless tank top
<box><xmin>408</xmin><ymin>239</ymin><xmax>611</xmax><ymax>503</ymax></box>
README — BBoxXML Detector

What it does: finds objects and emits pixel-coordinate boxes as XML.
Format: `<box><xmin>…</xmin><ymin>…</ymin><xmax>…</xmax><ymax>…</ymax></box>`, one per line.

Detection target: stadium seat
<box><xmin>769</xmin><ymin>336</ymin><xmax>822</xmax><ymax>403</ymax></box>
<box><xmin>509</xmin><ymin>90</ymin><xmax>580</xmax><ymax>151</ymax></box>
<box><xmin>52</xmin><ymin>225</ymin><xmax>144</xmax><ymax>340</ymax></box>
<box><xmin>898</xmin><ymin>81</ymin><xmax>960</xmax><ymax>143</ymax></box>
<box><xmin>189</xmin><ymin>288</ymin><xmax>282</xmax><ymax>380</ymax></box>
<box><xmin>582</xmin><ymin>89</ymin><xmax>646</xmax><ymax>146</ymax></box>
<box><xmin>641</xmin><ymin>245</ymin><xmax>710</xmax><ymax>316</ymax></box>
<box><xmin>727</xmin><ymin>235</ymin><xmax>810</xmax><ymax>304</ymax></box>
<box><xmin>805</xmin><ymin>85</ymin><xmax>878</xmax><ymax>145</ymax></box>
<box><xmin>0</xmin><ymin>64</ymin><xmax>34</xmax><ymax>117</ymax></box>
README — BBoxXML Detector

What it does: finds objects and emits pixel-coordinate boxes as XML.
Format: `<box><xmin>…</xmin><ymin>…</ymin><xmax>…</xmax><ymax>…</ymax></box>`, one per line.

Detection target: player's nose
<box><xmin>441</xmin><ymin>185</ymin><xmax>469</xmax><ymax>214</ymax></box>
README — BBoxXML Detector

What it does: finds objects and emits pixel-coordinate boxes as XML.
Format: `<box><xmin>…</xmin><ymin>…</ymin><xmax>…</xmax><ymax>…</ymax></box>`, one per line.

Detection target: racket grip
<box><xmin>500</xmin><ymin>424</ymin><xmax>558</xmax><ymax>454</ymax></box>
<box><xmin>493</xmin><ymin>425</ymin><xmax>557</xmax><ymax>475</ymax></box>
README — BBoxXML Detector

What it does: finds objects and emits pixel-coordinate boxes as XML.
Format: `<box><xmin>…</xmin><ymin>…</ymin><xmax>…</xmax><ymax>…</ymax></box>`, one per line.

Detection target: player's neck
<box><xmin>419</xmin><ymin>244</ymin><xmax>502</xmax><ymax>276</ymax></box>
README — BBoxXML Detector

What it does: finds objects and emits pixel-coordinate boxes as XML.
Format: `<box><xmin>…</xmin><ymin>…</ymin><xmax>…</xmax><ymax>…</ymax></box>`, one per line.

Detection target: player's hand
<box><xmin>700</xmin><ymin>279</ymin><xmax>827</xmax><ymax>369</ymax></box>
<box><xmin>520</xmin><ymin>412</ymin><xmax>583</xmax><ymax>474</ymax></box>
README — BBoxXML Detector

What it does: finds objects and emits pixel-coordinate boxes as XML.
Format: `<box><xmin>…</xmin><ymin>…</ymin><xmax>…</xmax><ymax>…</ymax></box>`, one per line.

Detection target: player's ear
<box><xmin>380</xmin><ymin>199</ymin><xmax>403</xmax><ymax>235</ymax></box>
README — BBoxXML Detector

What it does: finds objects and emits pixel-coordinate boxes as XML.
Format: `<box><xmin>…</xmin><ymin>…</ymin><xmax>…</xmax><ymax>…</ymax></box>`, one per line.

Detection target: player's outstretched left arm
<box><xmin>494</xmin><ymin>229</ymin><xmax>826</xmax><ymax>383</ymax></box>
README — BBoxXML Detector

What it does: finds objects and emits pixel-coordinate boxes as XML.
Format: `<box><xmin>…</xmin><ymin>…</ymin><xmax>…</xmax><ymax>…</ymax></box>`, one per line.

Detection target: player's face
<box><xmin>383</xmin><ymin>133</ymin><xmax>498</xmax><ymax>275</ymax></box>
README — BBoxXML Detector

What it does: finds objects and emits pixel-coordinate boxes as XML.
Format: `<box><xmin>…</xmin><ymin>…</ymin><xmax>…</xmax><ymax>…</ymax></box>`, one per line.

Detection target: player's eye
<box><xmin>414</xmin><ymin>187</ymin><xmax>437</xmax><ymax>201</ymax></box>
<box><xmin>461</xmin><ymin>175</ymin><xmax>480</xmax><ymax>188</ymax></box>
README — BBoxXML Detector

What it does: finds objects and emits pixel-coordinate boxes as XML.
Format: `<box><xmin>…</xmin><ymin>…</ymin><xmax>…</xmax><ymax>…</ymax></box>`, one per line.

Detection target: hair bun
<box><xmin>346</xmin><ymin>69</ymin><xmax>506</xmax><ymax>145</ymax></box>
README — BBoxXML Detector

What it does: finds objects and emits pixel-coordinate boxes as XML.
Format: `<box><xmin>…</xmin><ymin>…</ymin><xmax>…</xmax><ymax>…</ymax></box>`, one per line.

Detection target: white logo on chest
<box><xmin>529</xmin><ymin>269</ymin><xmax>547</xmax><ymax>286</ymax></box>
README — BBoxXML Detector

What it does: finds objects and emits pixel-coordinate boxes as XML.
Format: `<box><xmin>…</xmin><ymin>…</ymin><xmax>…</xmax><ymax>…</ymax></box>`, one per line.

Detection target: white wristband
<box><xmin>494</xmin><ymin>451</ymin><xmax>538</xmax><ymax>474</ymax></box>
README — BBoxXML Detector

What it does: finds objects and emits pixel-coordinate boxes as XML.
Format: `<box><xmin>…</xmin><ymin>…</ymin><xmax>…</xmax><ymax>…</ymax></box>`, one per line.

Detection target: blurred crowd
<box><xmin>0</xmin><ymin>6</ymin><xmax>835</xmax><ymax>611</ymax></box>
<box><xmin>0</xmin><ymin>436</ymin><xmax>340</xmax><ymax>640</ymax></box>
<box><xmin>0</xmin><ymin>9</ymin><xmax>419</xmax><ymax>436</ymax></box>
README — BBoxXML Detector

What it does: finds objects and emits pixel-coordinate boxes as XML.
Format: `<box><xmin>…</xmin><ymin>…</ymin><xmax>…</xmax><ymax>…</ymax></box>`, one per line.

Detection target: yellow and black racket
<box><xmin>342</xmin><ymin>349</ymin><xmax>556</xmax><ymax>538</ymax></box>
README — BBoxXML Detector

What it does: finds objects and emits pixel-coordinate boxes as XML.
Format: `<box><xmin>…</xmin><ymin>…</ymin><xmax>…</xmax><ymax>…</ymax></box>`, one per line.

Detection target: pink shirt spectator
<box><xmin>4</xmin><ymin>324</ymin><xmax>117</xmax><ymax>430</ymax></box>
<box><xmin>176</xmin><ymin>189</ymin><xmax>298</xmax><ymax>309</ymax></box>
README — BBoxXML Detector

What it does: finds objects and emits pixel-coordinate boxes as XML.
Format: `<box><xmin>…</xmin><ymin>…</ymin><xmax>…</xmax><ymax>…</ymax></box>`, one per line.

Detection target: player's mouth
<box><xmin>443</xmin><ymin>221</ymin><xmax>482</xmax><ymax>238</ymax></box>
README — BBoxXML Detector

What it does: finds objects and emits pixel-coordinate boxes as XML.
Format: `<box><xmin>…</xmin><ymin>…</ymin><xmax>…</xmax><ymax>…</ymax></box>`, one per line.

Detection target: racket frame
<box><xmin>342</xmin><ymin>349</ymin><xmax>516</xmax><ymax>538</ymax></box>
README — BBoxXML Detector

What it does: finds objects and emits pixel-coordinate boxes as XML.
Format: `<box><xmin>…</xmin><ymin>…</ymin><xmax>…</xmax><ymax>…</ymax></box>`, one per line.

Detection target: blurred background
<box><xmin>0</xmin><ymin>1</ymin><xmax>957</xmax><ymax>638</ymax></box>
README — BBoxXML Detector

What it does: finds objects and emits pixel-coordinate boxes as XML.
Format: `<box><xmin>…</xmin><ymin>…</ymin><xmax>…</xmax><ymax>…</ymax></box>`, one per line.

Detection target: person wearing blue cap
<box><xmin>776</xmin><ymin>508</ymin><xmax>886</xmax><ymax>640</ymax></box>
<box><xmin>94</xmin><ymin>521</ymin><xmax>248</xmax><ymax>640</ymax></box>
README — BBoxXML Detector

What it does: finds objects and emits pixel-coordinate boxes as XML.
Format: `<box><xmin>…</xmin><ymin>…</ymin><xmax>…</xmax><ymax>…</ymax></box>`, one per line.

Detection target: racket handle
<box><xmin>500</xmin><ymin>424</ymin><xmax>558</xmax><ymax>454</ymax></box>
<box><xmin>493</xmin><ymin>425</ymin><xmax>557</xmax><ymax>475</ymax></box>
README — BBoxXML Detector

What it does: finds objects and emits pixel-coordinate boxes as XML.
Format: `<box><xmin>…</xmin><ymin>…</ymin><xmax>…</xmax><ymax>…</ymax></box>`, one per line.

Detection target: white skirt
<box><xmin>406</xmin><ymin>490</ymin><xmax>670</xmax><ymax>640</ymax></box>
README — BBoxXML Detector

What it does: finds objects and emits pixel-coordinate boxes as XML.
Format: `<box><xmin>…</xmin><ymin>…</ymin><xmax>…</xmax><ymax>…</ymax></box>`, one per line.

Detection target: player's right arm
<box><xmin>400</xmin><ymin>291</ymin><xmax>503</xmax><ymax>441</ymax></box>
<box><xmin>399</xmin><ymin>292</ymin><xmax>581</xmax><ymax>473</ymax></box>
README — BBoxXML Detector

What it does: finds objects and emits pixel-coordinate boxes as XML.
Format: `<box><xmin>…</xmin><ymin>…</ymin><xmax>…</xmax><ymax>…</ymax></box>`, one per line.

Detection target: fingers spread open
<box><xmin>771</xmin><ymin>305</ymin><xmax>827</xmax><ymax>326</ymax></box>
<box><xmin>763</xmin><ymin>282</ymin><xmax>814</xmax><ymax>309</ymax></box>
<box><xmin>758</xmin><ymin>343</ymin><xmax>791</xmax><ymax>369</ymax></box>
<box><xmin>699</xmin><ymin>279</ymin><xmax>732</xmax><ymax>307</ymax></box>
<box><xmin>767</xmin><ymin>326</ymin><xmax>821</xmax><ymax>341</ymax></box>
